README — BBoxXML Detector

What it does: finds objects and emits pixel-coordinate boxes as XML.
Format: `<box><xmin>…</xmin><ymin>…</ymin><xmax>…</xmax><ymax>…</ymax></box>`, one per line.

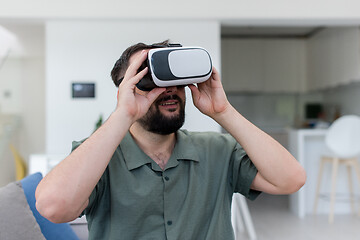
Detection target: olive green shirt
<box><xmin>72</xmin><ymin>130</ymin><xmax>260</xmax><ymax>240</ymax></box>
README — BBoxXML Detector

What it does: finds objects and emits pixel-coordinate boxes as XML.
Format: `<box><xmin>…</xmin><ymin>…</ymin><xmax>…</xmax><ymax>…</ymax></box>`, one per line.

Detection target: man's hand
<box><xmin>116</xmin><ymin>50</ymin><xmax>165</xmax><ymax>123</ymax></box>
<box><xmin>188</xmin><ymin>67</ymin><xmax>230</xmax><ymax>119</ymax></box>
<box><xmin>189</xmin><ymin>68</ymin><xmax>306</xmax><ymax>195</ymax></box>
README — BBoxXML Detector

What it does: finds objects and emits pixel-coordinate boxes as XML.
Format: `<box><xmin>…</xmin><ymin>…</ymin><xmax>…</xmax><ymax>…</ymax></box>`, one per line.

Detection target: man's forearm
<box><xmin>35</xmin><ymin>110</ymin><xmax>132</xmax><ymax>223</ymax></box>
<box><xmin>214</xmin><ymin>105</ymin><xmax>306</xmax><ymax>194</ymax></box>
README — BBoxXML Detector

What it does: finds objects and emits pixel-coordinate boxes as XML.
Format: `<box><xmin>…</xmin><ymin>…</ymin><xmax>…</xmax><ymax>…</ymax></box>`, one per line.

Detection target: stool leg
<box><xmin>314</xmin><ymin>158</ymin><xmax>326</xmax><ymax>215</ymax></box>
<box><xmin>231</xmin><ymin>194</ymin><xmax>245</xmax><ymax>238</ymax></box>
<box><xmin>329</xmin><ymin>158</ymin><xmax>339</xmax><ymax>224</ymax></box>
<box><xmin>238</xmin><ymin>195</ymin><xmax>257</xmax><ymax>240</ymax></box>
<box><xmin>351</xmin><ymin>159</ymin><xmax>360</xmax><ymax>217</ymax></box>
<box><xmin>346</xmin><ymin>164</ymin><xmax>355</xmax><ymax>214</ymax></box>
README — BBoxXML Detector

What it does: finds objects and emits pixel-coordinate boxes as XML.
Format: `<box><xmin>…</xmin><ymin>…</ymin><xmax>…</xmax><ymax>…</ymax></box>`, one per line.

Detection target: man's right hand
<box><xmin>116</xmin><ymin>50</ymin><xmax>165</xmax><ymax>124</ymax></box>
<box><xmin>35</xmin><ymin>50</ymin><xmax>166</xmax><ymax>224</ymax></box>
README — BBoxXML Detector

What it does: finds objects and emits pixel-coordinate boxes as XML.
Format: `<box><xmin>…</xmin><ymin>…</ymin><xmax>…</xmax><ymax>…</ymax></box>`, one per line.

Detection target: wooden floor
<box><xmin>237</xmin><ymin>193</ymin><xmax>360</xmax><ymax>240</ymax></box>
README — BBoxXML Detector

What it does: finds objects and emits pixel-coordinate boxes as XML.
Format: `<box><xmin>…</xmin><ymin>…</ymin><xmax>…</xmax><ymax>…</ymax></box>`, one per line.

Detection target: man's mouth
<box><xmin>157</xmin><ymin>95</ymin><xmax>180</xmax><ymax>110</ymax></box>
<box><xmin>160</xmin><ymin>101</ymin><xmax>178</xmax><ymax>106</ymax></box>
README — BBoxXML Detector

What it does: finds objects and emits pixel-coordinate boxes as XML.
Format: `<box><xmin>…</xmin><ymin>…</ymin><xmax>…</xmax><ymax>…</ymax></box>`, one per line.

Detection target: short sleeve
<box><xmin>229</xmin><ymin>142</ymin><xmax>261</xmax><ymax>200</ymax></box>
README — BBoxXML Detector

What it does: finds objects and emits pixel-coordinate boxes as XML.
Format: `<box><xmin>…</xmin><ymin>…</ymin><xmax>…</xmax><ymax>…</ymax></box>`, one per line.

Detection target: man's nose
<box><xmin>164</xmin><ymin>86</ymin><xmax>178</xmax><ymax>94</ymax></box>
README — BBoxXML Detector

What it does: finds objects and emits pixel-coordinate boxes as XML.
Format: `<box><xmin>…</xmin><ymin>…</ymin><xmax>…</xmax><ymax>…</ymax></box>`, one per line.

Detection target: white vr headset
<box><xmin>136</xmin><ymin>45</ymin><xmax>213</xmax><ymax>91</ymax></box>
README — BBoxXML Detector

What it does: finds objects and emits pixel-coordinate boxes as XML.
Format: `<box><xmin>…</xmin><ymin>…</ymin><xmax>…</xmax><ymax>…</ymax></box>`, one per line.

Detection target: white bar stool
<box><xmin>232</xmin><ymin>193</ymin><xmax>257</xmax><ymax>240</ymax></box>
<box><xmin>313</xmin><ymin>115</ymin><xmax>360</xmax><ymax>223</ymax></box>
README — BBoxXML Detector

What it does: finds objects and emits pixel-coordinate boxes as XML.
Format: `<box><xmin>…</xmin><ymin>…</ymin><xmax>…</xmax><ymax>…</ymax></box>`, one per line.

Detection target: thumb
<box><xmin>188</xmin><ymin>84</ymin><xmax>200</xmax><ymax>103</ymax></box>
<box><xmin>146</xmin><ymin>88</ymin><xmax>166</xmax><ymax>103</ymax></box>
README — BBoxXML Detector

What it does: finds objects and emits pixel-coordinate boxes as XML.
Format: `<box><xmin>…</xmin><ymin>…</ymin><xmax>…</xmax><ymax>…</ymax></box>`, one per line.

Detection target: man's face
<box><xmin>129</xmin><ymin>51</ymin><xmax>186</xmax><ymax>135</ymax></box>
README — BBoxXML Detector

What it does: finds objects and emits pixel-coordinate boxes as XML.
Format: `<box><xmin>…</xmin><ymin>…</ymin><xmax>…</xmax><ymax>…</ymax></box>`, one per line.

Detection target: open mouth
<box><xmin>157</xmin><ymin>95</ymin><xmax>180</xmax><ymax>111</ymax></box>
<box><xmin>159</xmin><ymin>101</ymin><xmax>178</xmax><ymax>112</ymax></box>
<box><xmin>160</xmin><ymin>101</ymin><xmax>178</xmax><ymax>107</ymax></box>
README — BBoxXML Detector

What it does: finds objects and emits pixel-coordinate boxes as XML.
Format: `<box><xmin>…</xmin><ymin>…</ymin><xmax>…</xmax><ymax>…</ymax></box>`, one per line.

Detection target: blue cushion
<box><xmin>20</xmin><ymin>173</ymin><xmax>79</xmax><ymax>240</ymax></box>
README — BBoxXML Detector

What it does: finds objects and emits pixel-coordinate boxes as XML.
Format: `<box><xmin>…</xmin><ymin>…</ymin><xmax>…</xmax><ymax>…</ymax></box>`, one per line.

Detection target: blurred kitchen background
<box><xmin>222</xmin><ymin>26</ymin><xmax>360</xmax><ymax>141</ymax></box>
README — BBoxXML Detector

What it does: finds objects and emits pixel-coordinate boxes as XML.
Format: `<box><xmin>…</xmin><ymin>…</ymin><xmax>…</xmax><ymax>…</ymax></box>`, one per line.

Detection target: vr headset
<box><xmin>135</xmin><ymin>44</ymin><xmax>213</xmax><ymax>91</ymax></box>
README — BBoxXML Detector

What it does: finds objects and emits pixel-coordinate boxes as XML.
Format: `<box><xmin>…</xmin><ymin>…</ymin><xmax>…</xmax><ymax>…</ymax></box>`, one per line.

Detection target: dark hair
<box><xmin>111</xmin><ymin>40</ymin><xmax>170</xmax><ymax>87</ymax></box>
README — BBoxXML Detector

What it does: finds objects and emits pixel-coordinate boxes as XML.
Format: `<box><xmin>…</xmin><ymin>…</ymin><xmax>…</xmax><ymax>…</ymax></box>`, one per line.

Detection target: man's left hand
<box><xmin>188</xmin><ymin>67</ymin><xmax>230</xmax><ymax>119</ymax></box>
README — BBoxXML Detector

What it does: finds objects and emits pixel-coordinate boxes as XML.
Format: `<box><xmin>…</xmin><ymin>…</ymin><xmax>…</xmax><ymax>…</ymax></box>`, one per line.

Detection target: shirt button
<box><xmin>164</xmin><ymin>176</ymin><xmax>170</xmax><ymax>181</ymax></box>
<box><xmin>167</xmin><ymin>221</ymin><xmax>172</xmax><ymax>225</ymax></box>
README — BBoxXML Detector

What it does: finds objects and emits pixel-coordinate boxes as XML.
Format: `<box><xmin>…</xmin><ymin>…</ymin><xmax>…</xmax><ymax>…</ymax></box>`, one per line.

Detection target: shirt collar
<box><xmin>120</xmin><ymin>130</ymin><xmax>200</xmax><ymax>171</ymax></box>
<box><xmin>173</xmin><ymin>130</ymin><xmax>200</xmax><ymax>163</ymax></box>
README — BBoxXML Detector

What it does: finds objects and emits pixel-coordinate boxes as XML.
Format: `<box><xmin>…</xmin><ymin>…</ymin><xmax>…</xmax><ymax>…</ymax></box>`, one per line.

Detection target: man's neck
<box><xmin>129</xmin><ymin>122</ymin><xmax>176</xmax><ymax>170</ymax></box>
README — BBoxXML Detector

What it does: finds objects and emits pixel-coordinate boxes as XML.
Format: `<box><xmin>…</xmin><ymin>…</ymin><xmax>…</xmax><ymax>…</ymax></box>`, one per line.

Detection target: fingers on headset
<box><xmin>131</xmin><ymin>67</ymin><xmax>148</xmax><ymax>84</ymax></box>
<box><xmin>120</xmin><ymin>67</ymin><xmax>148</xmax><ymax>89</ymax></box>
<box><xmin>124</xmin><ymin>50</ymin><xmax>148</xmax><ymax>79</ymax></box>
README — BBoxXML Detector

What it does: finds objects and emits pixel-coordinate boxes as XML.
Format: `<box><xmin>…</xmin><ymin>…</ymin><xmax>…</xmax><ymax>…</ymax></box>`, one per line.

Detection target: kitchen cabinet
<box><xmin>263</xmin><ymin>39</ymin><xmax>306</xmax><ymax>92</ymax></box>
<box><xmin>221</xmin><ymin>38</ymin><xmax>306</xmax><ymax>93</ymax></box>
<box><xmin>307</xmin><ymin>27</ymin><xmax>360</xmax><ymax>91</ymax></box>
<box><xmin>222</xmin><ymin>39</ymin><xmax>264</xmax><ymax>92</ymax></box>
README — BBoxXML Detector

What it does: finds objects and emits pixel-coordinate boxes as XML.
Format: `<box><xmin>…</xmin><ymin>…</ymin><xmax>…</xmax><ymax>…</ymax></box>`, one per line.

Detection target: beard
<box><xmin>137</xmin><ymin>94</ymin><xmax>185</xmax><ymax>135</ymax></box>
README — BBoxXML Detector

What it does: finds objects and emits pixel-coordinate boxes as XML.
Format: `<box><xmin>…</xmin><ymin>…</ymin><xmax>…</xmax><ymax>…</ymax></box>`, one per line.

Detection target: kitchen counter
<box><xmin>288</xmin><ymin>128</ymin><xmax>357</xmax><ymax>218</ymax></box>
<box><xmin>288</xmin><ymin>129</ymin><xmax>327</xmax><ymax>218</ymax></box>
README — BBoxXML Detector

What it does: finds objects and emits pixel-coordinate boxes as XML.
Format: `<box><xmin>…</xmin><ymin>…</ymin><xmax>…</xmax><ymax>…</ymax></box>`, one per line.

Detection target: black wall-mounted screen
<box><xmin>72</xmin><ymin>83</ymin><xmax>95</xmax><ymax>98</ymax></box>
<box><xmin>305</xmin><ymin>103</ymin><xmax>323</xmax><ymax>119</ymax></box>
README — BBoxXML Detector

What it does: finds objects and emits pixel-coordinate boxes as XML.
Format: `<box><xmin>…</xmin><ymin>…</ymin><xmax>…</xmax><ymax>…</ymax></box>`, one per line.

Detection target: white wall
<box><xmin>0</xmin><ymin>23</ymin><xmax>44</xmax><ymax>186</ymax></box>
<box><xmin>46</xmin><ymin>20</ymin><xmax>221</xmax><ymax>154</ymax></box>
<box><xmin>20</xmin><ymin>57</ymin><xmax>45</xmax><ymax>157</ymax></box>
<box><xmin>0</xmin><ymin>58</ymin><xmax>22</xmax><ymax>113</ymax></box>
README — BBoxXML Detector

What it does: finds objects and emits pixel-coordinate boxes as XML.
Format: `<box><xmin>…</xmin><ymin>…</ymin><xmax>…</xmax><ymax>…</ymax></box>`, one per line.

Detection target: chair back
<box><xmin>325</xmin><ymin>115</ymin><xmax>360</xmax><ymax>158</ymax></box>
<box><xmin>9</xmin><ymin>144</ymin><xmax>27</xmax><ymax>180</ymax></box>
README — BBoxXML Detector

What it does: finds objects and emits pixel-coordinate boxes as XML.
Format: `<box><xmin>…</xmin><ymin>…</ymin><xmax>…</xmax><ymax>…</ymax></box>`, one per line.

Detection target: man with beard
<box><xmin>35</xmin><ymin>41</ymin><xmax>306</xmax><ymax>240</ymax></box>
